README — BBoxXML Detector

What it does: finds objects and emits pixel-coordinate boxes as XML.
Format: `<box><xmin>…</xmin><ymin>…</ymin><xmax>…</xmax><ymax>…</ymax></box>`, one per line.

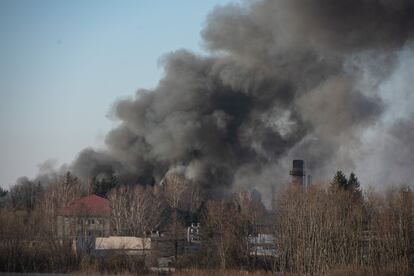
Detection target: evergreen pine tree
<box><xmin>330</xmin><ymin>170</ymin><xmax>348</xmax><ymax>191</ymax></box>
<box><xmin>348</xmin><ymin>172</ymin><xmax>362</xmax><ymax>198</ymax></box>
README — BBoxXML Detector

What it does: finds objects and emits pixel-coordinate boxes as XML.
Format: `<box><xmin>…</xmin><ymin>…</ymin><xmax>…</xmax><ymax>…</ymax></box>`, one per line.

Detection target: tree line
<box><xmin>0</xmin><ymin>170</ymin><xmax>413</xmax><ymax>275</ymax></box>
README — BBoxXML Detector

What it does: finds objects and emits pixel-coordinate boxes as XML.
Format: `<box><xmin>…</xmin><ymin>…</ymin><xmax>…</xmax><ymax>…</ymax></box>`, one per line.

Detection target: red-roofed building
<box><xmin>57</xmin><ymin>194</ymin><xmax>111</xmax><ymax>240</ymax></box>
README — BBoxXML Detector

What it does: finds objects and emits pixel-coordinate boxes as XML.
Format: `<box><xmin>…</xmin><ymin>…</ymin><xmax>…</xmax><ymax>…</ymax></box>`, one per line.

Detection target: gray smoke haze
<box><xmin>16</xmin><ymin>0</ymin><xmax>414</xmax><ymax>200</ymax></box>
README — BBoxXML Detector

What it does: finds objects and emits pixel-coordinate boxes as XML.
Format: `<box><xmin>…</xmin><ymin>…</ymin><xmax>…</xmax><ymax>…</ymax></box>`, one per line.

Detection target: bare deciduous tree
<box><xmin>273</xmin><ymin>183</ymin><xmax>414</xmax><ymax>275</ymax></box>
<box><xmin>203</xmin><ymin>199</ymin><xmax>249</xmax><ymax>269</ymax></box>
<box><xmin>41</xmin><ymin>171</ymin><xmax>82</xmax><ymax>230</ymax></box>
<box><xmin>108</xmin><ymin>185</ymin><xmax>165</xmax><ymax>236</ymax></box>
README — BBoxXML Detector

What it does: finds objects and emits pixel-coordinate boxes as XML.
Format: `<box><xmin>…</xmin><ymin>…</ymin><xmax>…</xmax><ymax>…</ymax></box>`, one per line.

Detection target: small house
<box><xmin>57</xmin><ymin>194</ymin><xmax>111</xmax><ymax>240</ymax></box>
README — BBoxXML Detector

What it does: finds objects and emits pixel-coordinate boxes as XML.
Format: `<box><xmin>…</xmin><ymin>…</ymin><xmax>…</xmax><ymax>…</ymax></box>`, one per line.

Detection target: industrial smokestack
<box><xmin>290</xmin><ymin>160</ymin><xmax>305</xmax><ymax>185</ymax></box>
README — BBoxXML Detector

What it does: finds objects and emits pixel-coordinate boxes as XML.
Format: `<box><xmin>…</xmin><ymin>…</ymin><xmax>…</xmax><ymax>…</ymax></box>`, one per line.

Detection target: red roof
<box><xmin>59</xmin><ymin>194</ymin><xmax>110</xmax><ymax>217</ymax></box>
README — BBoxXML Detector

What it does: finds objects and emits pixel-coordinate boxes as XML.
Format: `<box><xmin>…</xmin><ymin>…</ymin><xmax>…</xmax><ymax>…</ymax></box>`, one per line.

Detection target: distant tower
<box><xmin>290</xmin><ymin>160</ymin><xmax>305</xmax><ymax>185</ymax></box>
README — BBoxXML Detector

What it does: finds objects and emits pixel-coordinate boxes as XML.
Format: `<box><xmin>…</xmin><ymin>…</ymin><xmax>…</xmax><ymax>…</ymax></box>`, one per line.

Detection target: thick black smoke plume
<box><xmin>17</xmin><ymin>0</ymin><xmax>414</xmax><ymax>199</ymax></box>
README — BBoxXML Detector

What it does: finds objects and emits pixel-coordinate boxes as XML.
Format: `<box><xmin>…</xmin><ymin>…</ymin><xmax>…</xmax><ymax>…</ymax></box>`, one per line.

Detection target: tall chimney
<box><xmin>290</xmin><ymin>160</ymin><xmax>305</xmax><ymax>185</ymax></box>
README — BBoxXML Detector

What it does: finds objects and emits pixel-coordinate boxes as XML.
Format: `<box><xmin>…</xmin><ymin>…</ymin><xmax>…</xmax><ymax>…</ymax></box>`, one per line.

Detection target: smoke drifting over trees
<box><xmin>17</xmin><ymin>0</ymin><xmax>414</xmax><ymax>196</ymax></box>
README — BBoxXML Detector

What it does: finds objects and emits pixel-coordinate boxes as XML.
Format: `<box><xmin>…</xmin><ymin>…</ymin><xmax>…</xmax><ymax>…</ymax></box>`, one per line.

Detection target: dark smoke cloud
<box><xmin>203</xmin><ymin>0</ymin><xmax>414</xmax><ymax>55</ymax></box>
<box><xmin>15</xmin><ymin>0</ymin><xmax>414</xmax><ymax>200</ymax></box>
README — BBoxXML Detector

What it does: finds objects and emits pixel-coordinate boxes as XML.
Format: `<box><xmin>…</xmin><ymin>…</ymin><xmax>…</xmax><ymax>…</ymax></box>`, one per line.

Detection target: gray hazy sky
<box><xmin>0</xmin><ymin>0</ymin><xmax>233</xmax><ymax>189</ymax></box>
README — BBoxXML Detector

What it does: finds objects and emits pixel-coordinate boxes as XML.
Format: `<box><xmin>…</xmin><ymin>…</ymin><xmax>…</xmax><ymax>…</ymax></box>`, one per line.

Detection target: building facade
<box><xmin>57</xmin><ymin>194</ymin><xmax>111</xmax><ymax>240</ymax></box>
